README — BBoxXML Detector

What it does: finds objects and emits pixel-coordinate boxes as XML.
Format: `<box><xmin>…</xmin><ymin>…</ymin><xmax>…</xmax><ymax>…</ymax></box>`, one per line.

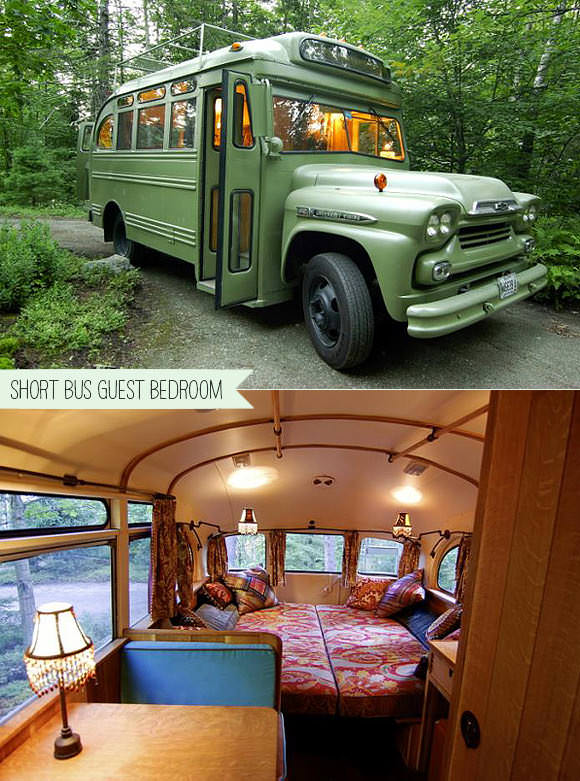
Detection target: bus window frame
<box><xmin>0</xmin><ymin>489</ymin><xmax>110</xmax><ymax>539</ymax></box>
<box><xmin>299</xmin><ymin>37</ymin><xmax>390</xmax><ymax>85</ymax></box>
<box><xmin>228</xmin><ymin>189</ymin><xmax>254</xmax><ymax>274</ymax></box>
<box><xmin>232</xmin><ymin>79</ymin><xmax>255</xmax><ymax>150</ymax></box>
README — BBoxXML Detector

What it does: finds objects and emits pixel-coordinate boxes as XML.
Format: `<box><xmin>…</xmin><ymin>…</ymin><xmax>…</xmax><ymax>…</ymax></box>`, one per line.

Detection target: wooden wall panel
<box><xmin>446</xmin><ymin>391</ymin><xmax>580</xmax><ymax>781</ymax></box>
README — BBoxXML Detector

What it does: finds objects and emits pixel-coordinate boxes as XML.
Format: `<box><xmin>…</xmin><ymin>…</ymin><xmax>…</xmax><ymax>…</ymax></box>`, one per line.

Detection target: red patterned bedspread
<box><xmin>316</xmin><ymin>605</ymin><xmax>425</xmax><ymax>718</ymax></box>
<box><xmin>236</xmin><ymin>602</ymin><xmax>338</xmax><ymax>715</ymax></box>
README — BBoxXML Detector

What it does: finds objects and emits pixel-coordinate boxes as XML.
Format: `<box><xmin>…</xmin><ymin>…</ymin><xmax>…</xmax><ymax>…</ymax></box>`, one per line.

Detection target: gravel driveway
<box><xmin>8</xmin><ymin>217</ymin><xmax>580</xmax><ymax>389</ymax></box>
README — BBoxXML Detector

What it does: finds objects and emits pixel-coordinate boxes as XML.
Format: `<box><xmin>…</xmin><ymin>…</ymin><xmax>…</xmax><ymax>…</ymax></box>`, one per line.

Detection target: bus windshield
<box><xmin>273</xmin><ymin>96</ymin><xmax>404</xmax><ymax>161</ymax></box>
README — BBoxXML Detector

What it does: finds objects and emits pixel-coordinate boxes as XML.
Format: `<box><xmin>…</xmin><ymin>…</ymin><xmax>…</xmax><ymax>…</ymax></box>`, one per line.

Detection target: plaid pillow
<box><xmin>199</xmin><ymin>581</ymin><xmax>234</xmax><ymax>610</ymax></box>
<box><xmin>346</xmin><ymin>577</ymin><xmax>393</xmax><ymax>611</ymax></box>
<box><xmin>223</xmin><ymin>568</ymin><xmax>278</xmax><ymax>615</ymax></box>
<box><xmin>426</xmin><ymin>604</ymin><xmax>462</xmax><ymax>641</ymax></box>
<box><xmin>375</xmin><ymin>569</ymin><xmax>425</xmax><ymax>618</ymax></box>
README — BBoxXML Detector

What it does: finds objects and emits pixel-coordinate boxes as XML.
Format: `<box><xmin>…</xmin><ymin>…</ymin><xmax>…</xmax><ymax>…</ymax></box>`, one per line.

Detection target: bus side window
<box><xmin>233</xmin><ymin>82</ymin><xmax>254</xmax><ymax>148</ymax></box>
<box><xmin>229</xmin><ymin>190</ymin><xmax>253</xmax><ymax>272</ymax></box>
<box><xmin>213</xmin><ymin>97</ymin><xmax>222</xmax><ymax>148</ymax></box>
<box><xmin>117</xmin><ymin>111</ymin><xmax>133</xmax><ymax>150</ymax></box>
<box><xmin>97</xmin><ymin>115</ymin><xmax>114</xmax><ymax>149</ymax></box>
<box><xmin>137</xmin><ymin>105</ymin><xmax>165</xmax><ymax>150</ymax></box>
<box><xmin>81</xmin><ymin>125</ymin><xmax>93</xmax><ymax>151</ymax></box>
<box><xmin>170</xmin><ymin>99</ymin><xmax>196</xmax><ymax>149</ymax></box>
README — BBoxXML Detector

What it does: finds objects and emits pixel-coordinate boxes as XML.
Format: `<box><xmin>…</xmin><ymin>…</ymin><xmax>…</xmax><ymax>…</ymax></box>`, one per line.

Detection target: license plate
<box><xmin>497</xmin><ymin>272</ymin><xmax>518</xmax><ymax>299</ymax></box>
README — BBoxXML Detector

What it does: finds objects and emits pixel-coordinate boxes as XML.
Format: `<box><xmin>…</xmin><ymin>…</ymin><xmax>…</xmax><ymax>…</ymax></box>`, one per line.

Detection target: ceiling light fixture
<box><xmin>391</xmin><ymin>485</ymin><xmax>423</xmax><ymax>504</ymax></box>
<box><xmin>227</xmin><ymin>466</ymin><xmax>278</xmax><ymax>490</ymax></box>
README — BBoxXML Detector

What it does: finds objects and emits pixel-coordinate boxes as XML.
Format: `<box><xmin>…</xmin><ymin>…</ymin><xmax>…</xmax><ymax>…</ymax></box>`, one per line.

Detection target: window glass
<box><xmin>0</xmin><ymin>545</ymin><xmax>112</xmax><ymax>720</ymax></box>
<box><xmin>437</xmin><ymin>545</ymin><xmax>459</xmax><ymax>593</ymax></box>
<box><xmin>137</xmin><ymin>105</ymin><xmax>165</xmax><ymax>149</ymax></box>
<box><xmin>171</xmin><ymin>79</ymin><xmax>196</xmax><ymax>96</ymax></box>
<box><xmin>225</xmin><ymin>534</ymin><xmax>266</xmax><ymax>570</ymax></box>
<box><xmin>138</xmin><ymin>86</ymin><xmax>166</xmax><ymax>103</ymax></box>
<box><xmin>129</xmin><ymin>537</ymin><xmax>150</xmax><ymax>625</ymax></box>
<box><xmin>229</xmin><ymin>191</ymin><xmax>252</xmax><ymax>272</ymax></box>
<box><xmin>96</xmin><ymin>114</ymin><xmax>113</xmax><ymax>149</ymax></box>
<box><xmin>117</xmin><ymin>95</ymin><xmax>134</xmax><ymax>108</ymax></box>
<box><xmin>170</xmin><ymin>99</ymin><xmax>196</xmax><ymax>148</ymax></box>
<box><xmin>0</xmin><ymin>493</ymin><xmax>107</xmax><ymax>535</ymax></box>
<box><xmin>345</xmin><ymin>111</ymin><xmax>404</xmax><ymax>160</ymax></box>
<box><xmin>117</xmin><ymin>110</ymin><xmax>133</xmax><ymax>150</ymax></box>
<box><xmin>285</xmin><ymin>533</ymin><xmax>344</xmax><ymax>573</ymax></box>
<box><xmin>128</xmin><ymin>502</ymin><xmax>152</xmax><ymax>526</ymax></box>
<box><xmin>209</xmin><ymin>187</ymin><xmax>219</xmax><ymax>252</ymax></box>
<box><xmin>300</xmin><ymin>39</ymin><xmax>389</xmax><ymax>82</ymax></box>
<box><xmin>213</xmin><ymin>96</ymin><xmax>222</xmax><ymax>148</ymax></box>
<box><xmin>233</xmin><ymin>82</ymin><xmax>253</xmax><ymax>147</ymax></box>
<box><xmin>81</xmin><ymin>125</ymin><xmax>93</xmax><ymax>151</ymax></box>
<box><xmin>358</xmin><ymin>537</ymin><xmax>402</xmax><ymax>576</ymax></box>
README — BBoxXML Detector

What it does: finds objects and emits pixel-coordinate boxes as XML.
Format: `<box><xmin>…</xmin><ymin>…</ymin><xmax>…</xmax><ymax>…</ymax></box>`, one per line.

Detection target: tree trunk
<box><xmin>323</xmin><ymin>535</ymin><xmax>335</xmax><ymax>572</ymax></box>
<box><xmin>142</xmin><ymin>0</ymin><xmax>151</xmax><ymax>47</ymax></box>
<box><xmin>95</xmin><ymin>0</ymin><xmax>112</xmax><ymax>113</ymax></box>
<box><xmin>7</xmin><ymin>496</ymin><xmax>36</xmax><ymax>645</ymax></box>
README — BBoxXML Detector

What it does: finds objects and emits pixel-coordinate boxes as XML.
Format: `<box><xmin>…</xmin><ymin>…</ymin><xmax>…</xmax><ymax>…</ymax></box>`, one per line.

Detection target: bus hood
<box><xmin>291</xmin><ymin>164</ymin><xmax>519</xmax><ymax>213</ymax></box>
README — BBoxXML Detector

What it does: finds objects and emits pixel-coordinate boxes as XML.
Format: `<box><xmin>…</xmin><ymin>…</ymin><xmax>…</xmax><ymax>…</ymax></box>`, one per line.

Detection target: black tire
<box><xmin>302</xmin><ymin>252</ymin><xmax>374</xmax><ymax>370</ymax></box>
<box><xmin>112</xmin><ymin>212</ymin><xmax>144</xmax><ymax>264</ymax></box>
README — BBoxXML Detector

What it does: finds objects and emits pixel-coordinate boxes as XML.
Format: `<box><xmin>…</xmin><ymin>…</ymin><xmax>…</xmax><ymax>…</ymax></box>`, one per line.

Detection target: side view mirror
<box><xmin>262</xmin><ymin>136</ymin><xmax>283</xmax><ymax>158</ymax></box>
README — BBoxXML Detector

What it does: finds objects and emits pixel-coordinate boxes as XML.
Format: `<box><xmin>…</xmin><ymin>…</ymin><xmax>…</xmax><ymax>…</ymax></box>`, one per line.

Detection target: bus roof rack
<box><xmin>115</xmin><ymin>22</ymin><xmax>255</xmax><ymax>83</ymax></box>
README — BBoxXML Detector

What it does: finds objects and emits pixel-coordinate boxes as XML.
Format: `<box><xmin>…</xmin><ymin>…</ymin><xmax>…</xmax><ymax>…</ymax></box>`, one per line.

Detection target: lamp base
<box><xmin>54</xmin><ymin>726</ymin><xmax>82</xmax><ymax>759</ymax></box>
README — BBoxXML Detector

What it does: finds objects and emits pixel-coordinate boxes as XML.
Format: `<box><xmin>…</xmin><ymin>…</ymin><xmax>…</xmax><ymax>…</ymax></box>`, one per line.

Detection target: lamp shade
<box><xmin>392</xmin><ymin>512</ymin><xmax>413</xmax><ymax>538</ymax></box>
<box><xmin>24</xmin><ymin>603</ymin><xmax>96</xmax><ymax>696</ymax></box>
<box><xmin>238</xmin><ymin>508</ymin><xmax>258</xmax><ymax>535</ymax></box>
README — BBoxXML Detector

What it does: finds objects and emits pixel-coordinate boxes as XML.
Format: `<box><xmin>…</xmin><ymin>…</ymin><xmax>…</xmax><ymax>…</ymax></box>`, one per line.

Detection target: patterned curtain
<box><xmin>341</xmin><ymin>531</ymin><xmax>360</xmax><ymax>588</ymax></box>
<box><xmin>267</xmin><ymin>530</ymin><xmax>286</xmax><ymax>587</ymax></box>
<box><xmin>397</xmin><ymin>538</ymin><xmax>421</xmax><ymax>578</ymax></box>
<box><xmin>454</xmin><ymin>534</ymin><xmax>472</xmax><ymax>603</ymax></box>
<box><xmin>206</xmin><ymin>534</ymin><xmax>228</xmax><ymax>580</ymax></box>
<box><xmin>176</xmin><ymin>525</ymin><xmax>197</xmax><ymax>611</ymax></box>
<box><xmin>150</xmin><ymin>494</ymin><xmax>177</xmax><ymax>622</ymax></box>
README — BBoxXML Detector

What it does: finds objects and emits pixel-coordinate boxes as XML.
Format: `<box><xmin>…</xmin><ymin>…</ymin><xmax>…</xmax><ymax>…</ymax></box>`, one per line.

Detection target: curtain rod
<box><xmin>0</xmin><ymin>464</ymin><xmax>154</xmax><ymax>499</ymax></box>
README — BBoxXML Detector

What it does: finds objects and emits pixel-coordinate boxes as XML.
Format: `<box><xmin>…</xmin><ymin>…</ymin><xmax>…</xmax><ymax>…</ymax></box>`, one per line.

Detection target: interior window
<box><xmin>170</xmin><ymin>99</ymin><xmax>196</xmax><ymax>148</ymax></box>
<box><xmin>0</xmin><ymin>492</ymin><xmax>107</xmax><ymax>535</ymax></box>
<box><xmin>0</xmin><ymin>545</ymin><xmax>113</xmax><ymax>720</ymax></box>
<box><xmin>96</xmin><ymin>114</ymin><xmax>114</xmax><ymax>149</ymax></box>
<box><xmin>117</xmin><ymin>110</ymin><xmax>133</xmax><ymax>150</ymax></box>
<box><xmin>358</xmin><ymin>537</ymin><xmax>402</xmax><ymax>576</ymax></box>
<box><xmin>437</xmin><ymin>545</ymin><xmax>459</xmax><ymax>593</ymax></box>
<box><xmin>229</xmin><ymin>191</ymin><xmax>253</xmax><ymax>272</ymax></box>
<box><xmin>233</xmin><ymin>82</ymin><xmax>254</xmax><ymax>148</ymax></box>
<box><xmin>225</xmin><ymin>533</ymin><xmax>266</xmax><ymax>570</ymax></box>
<box><xmin>129</xmin><ymin>536</ymin><xmax>151</xmax><ymax>625</ymax></box>
<box><xmin>285</xmin><ymin>533</ymin><xmax>344</xmax><ymax>573</ymax></box>
<box><xmin>128</xmin><ymin>502</ymin><xmax>153</xmax><ymax>526</ymax></box>
<box><xmin>137</xmin><ymin>105</ymin><xmax>165</xmax><ymax>149</ymax></box>
<box><xmin>213</xmin><ymin>96</ymin><xmax>222</xmax><ymax>148</ymax></box>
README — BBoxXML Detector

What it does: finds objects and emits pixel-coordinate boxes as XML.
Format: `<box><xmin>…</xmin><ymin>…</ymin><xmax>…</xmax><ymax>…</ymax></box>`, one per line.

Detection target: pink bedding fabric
<box><xmin>236</xmin><ymin>602</ymin><xmax>338</xmax><ymax>715</ymax></box>
<box><xmin>316</xmin><ymin>605</ymin><xmax>425</xmax><ymax>718</ymax></box>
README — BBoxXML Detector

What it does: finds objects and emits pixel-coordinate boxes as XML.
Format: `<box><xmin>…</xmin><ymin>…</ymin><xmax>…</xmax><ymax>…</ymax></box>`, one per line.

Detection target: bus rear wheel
<box><xmin>112</xmin><ymin>213</ymin><xmax>143</xmax><ymax>264</ymax></box>
<box><xmin>302</xmin><ymin>252</ymin><xmax>374</xmax><ymax>370</ymax></box>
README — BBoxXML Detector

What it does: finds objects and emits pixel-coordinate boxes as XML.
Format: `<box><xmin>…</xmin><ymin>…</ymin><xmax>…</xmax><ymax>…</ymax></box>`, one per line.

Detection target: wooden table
<box><xmin>418</xmin><ymin>639</ymin><xmax>458</xmax><ymax>774</ymax></box>
<box><xmin>0</xmin><ymin>703</ymin><xmax>279</xmax><ymax>780</ymax></box>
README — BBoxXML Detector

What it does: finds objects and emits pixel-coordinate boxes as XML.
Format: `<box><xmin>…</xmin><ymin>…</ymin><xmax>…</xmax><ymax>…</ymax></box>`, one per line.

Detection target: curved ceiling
<box><xmin>0</xmin><ymin>390</ymin><xmax>489</xmax><ymax>533</ymax></box>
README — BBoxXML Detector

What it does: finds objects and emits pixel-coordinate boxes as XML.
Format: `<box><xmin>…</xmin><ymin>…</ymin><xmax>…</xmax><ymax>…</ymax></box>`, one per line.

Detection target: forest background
<box><xmin>0</xmin><ymin>0</ymin><xmax>579</xmax><ymax>303</ymax></box>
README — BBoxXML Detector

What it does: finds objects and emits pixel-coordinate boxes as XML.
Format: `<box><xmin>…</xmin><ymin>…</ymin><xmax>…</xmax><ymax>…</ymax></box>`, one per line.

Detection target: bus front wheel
<box><xmin>112</xmin><ymin>213</ymin><xmax>143</xmax><ymax>264</ymax></box>
<box><xmin>302</xmin><ymin>253</ymin><xmax>374</xmax><ymax>370</ymax></box>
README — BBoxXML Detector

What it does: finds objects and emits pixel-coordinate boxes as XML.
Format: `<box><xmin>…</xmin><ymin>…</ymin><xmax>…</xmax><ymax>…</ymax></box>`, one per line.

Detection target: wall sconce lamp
<box><xmin>392</xmin><ymin>511</ymin><xmax>413</xmax><ymax>538</ymax></box>
<box><xmin>238</xmin><ymin>507</ymin><xmax>258</xmax><ymax>535</ymax></box>
<box><xmin>24</xmin><ymin>602</ymin><xmax>96</xmax><ymax>759</ymax></box>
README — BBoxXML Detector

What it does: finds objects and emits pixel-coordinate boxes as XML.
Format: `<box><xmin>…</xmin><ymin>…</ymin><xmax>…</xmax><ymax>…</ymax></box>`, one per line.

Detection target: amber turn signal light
<box><xmin>374</xmin><ymin>173</ymin><xmax>387</xmax><ymax>192</ymax></box>
<box><xmin>230</xmin><ymin>42</ymin><xmax>243</xmax><ymax>51</ymax></box>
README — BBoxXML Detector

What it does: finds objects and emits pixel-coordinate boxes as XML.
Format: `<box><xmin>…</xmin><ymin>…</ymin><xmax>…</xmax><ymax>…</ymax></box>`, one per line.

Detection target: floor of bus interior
<box><xmin>284</xmin><ymin>714</ymin><xmax>426</xmax><ymax>780</ymax></box>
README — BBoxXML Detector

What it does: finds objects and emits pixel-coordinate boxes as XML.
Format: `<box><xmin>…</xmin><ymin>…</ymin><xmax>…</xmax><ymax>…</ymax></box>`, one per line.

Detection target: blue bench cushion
<box><xmin>121</xmin><ymin>640</ymin><xmax>277</xmax><ymax>708</ymax></box>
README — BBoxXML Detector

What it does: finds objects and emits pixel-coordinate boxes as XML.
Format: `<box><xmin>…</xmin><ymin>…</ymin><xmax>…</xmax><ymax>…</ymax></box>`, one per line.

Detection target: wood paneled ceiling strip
<box><xmin>120</xmin><ymin>413</ymin><xmax>485</xmax><ymax>489</ymax></box>
<box><xmin>166</xmin><ymin>442</ymin><xmax>480</xmax><ymax>495</ymax></box>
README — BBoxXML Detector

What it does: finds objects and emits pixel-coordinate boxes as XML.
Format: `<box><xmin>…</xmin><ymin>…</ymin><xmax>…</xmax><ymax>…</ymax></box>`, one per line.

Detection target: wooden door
<box><xmin>445</xmin><ymin>390</ymin><xmax>580</xmax><ymax>781</ymax></box>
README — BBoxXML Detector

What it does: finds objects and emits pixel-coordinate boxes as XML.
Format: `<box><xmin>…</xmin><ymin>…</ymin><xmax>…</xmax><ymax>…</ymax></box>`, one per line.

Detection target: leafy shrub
<box><xmin>0</xmin><ymin>336</ymin><xmax>19</xmax><ymax>356</ymax></box>
<box><xmin>0</xmin><ymin>357</ymin><xmax>15</xmax><ymax>369</ymax></box>
<box><xmin>1</xmin><ymin>145</ymin><xmax>73</xmax><ymax>206</ymax></box>
<box><xmin>532</xmin><ymin>216</ymin><xmax>580</xmax><ymax>308</ymax></box>
<box><xmin>0</xmin><ymin>221</ymin><xmax>65</xmax><ymax>312</ymax></box>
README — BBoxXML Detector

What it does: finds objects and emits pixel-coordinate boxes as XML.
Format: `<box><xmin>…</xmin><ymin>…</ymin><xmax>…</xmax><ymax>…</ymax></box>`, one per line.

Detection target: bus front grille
<box><xmin>458</xmin><ymin>222</ymin><xmax>511</xmax><ymax>249</ymax></box>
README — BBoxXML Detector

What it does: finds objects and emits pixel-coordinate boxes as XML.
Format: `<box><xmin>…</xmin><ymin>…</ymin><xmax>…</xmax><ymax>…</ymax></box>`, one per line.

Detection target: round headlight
<box><xmin>528</xmin><ymin>205</ymin><xmax>537</xmax><ymax>222</ymax></box>
<box><xmin>440</xmin><ymin>211</ymin><xmax>453</xmax><ymax>235</ymax></box>
<box><xmin>426</xmin><ymin>214</ymin><xmax>440</xmax><ymax>239</ymax></box>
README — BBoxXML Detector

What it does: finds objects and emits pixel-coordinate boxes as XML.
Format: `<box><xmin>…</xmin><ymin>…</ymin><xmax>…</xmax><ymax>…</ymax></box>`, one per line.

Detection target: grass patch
<box><xmin>0</xmin><ymin>203</ymin><xmax>86</xmax><ymax>219</ymax></box>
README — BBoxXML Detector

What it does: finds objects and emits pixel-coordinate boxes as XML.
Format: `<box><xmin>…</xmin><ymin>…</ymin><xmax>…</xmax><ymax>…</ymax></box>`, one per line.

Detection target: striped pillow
<box><xmin>223</xmin><ymin>568</ymin><xmax>278</xmax><ymax>615</ymax></box>
<box><xmin>375</xmin><ymin>569</ymin><xmax>425</xmax><ymax>618</ymax></box>
<box><xmin>425</xmin><ymin>604</ymin><xmax>462</xmax><ymax>641</ymax></box>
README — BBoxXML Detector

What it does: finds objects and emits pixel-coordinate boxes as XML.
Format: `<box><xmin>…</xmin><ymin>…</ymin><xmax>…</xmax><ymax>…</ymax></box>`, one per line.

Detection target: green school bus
<box><xmin>78</xmin><ymin>29</ymin><xmax>547</xmax><ymax>370</ymax></box>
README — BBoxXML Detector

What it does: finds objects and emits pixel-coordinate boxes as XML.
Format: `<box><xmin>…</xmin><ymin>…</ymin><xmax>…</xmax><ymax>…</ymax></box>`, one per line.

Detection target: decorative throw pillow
<box><xmin>346</xmin><ymin>577</ymin><xmax>393</xmax><ymax>611</ymax></box>
<box><xmin>171</xmin><ymin>607</ymin><xmax>208</xmax><ymax>629</ymax></box>
<box><xmin>224</xmin><ymin>568</ymin><xmax>278</xmax><ymax>615</ymax></box>
<box><xmin>199</xmin><ymin>581</ymin><xmax>234</xmax><ymax>610</ymax></box>
<box><xmin>375</xmin><ymin>569</ymin><xmax>425</xmax><ymax>618</ymax></box>
<box><xmin>194</xmin><ymin>603</ymin><xmax>239</xmax><ymax>631</ymax></box>
<box><xmin>425</xmin><ymin>604</ymin><xmax>463</xmax><ymax>641</ymax></box>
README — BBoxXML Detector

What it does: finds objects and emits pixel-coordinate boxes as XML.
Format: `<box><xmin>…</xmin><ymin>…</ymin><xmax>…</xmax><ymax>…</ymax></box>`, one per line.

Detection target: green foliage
<box><xmin>0</xmin><ymin>336</ymin><xmax>19</xmax><ymax>356</ymax></box>
<box><xmin>0</xmin><ymin>221</ymin><xmax>64</xmax><ymax>312</ymax></box>
<box><xmin>1</xmin><ymin>146</ymin><xmax>74</xmax><ymax>206</ymax></box>
<box><xmin>532</xmin><ymin>217</ymin><xmax>580</xmax><ymax>308</ymax></box>
<box><xmin>438</xmin><ymin>546</ymin><xmax>458</xmax><ymax>592</ymax></box>
<box><xmin>0</xmin><ymin>204</ymin><xmax>86</xmax><ymax>219</ymax></box>
<box><xmin>0</xmin><ymin>357</ymin><xmax>15</xmax><ymax>369</ymax></box>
